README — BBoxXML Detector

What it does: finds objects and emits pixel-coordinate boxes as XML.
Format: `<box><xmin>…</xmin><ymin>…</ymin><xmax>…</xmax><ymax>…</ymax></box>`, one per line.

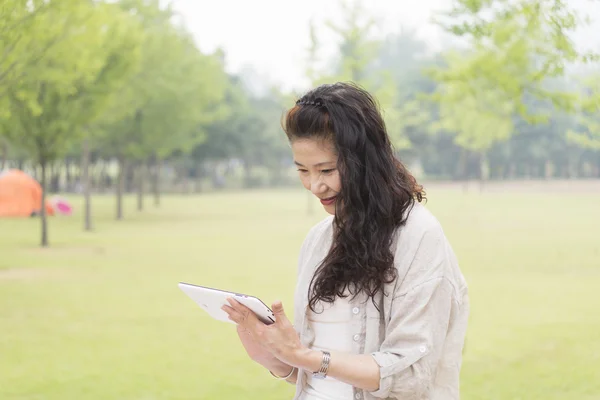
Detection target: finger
<box><xmin>271</xmin><ymin>300</ymin><xmax>290</xmax><ymax>325</ymax></box>
<box><xmin>271</xmin><ymin>300</ymin><xmax>285</xmax><ymax>316</ymax></box>
<box><xmin>226</xmin><ymin>297</ymin><xmax>263</xmax><ymax>328</ymax></box>
<box><xmin>226</xmin><ymin>298</ymin><xmax>250</xmax><ymax>319</ymax></box>
<box><xmin>221</xmin><ymin>304</ymin><xmax>246</xmax><ymax>325</ymax></box>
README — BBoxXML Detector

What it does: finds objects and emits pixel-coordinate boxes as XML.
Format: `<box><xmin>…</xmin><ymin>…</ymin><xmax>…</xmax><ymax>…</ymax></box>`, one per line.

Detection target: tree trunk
<box><xmin>137</xmin><ymin>162</ymin><xmax>145</xmax><ymax>211</ymax></box>
<box><xmin>244</xmin><ymin>160</ymin><xmax>252</xmax><ymax>188</ymax></box>
<box><xmin>568</xmin><ymin>156</ymin><xmax>576</xmax><ymax>179</ymax></box>
<box><xmin>82</xmin><ymin>138</ymin><xmax>92</xmax><ymax>231</ymax></box>
<box><xmin>49</xmin><ymin>163</ymin><xmax>56</xmax><ymax>193</ymax></box>
<box><xmin>194</xmin><ymin>164</ymin><xmax>203</xmax><ymax>193</ymax></box>
<box><xmin>457</xmin><ymin>148</ymin><xmax>468</xmax><ymax>193</ymax></box>
<box><xmin>65</xmin><ymin>157</ymin><xmax>72</xmax><ymax>192</ymax></box>
<box><xmin>153</xmin><ymin>157</ymin><xmax>161</xmax><ymax>207</ymax></box>
<box><xmin>270</xmin><ymin>163</ymin><xmax>283</xmax><ymax>187</ymax></box>
<box><xmin>0</xmin><ymin>140</ymin><xmax>7</xmax><ymax>170</ymax></box>
<box><xmin>577</xmin><ymin>157</ymin><xmax>586</xmax><ymax>178</ymax></box>
<box><xmin>508</xmin><ymin>162</ymin><xmax>517</xmax><ymax>179</ymax></box>
<box><xmin>544</xmin><ymin>160</ymin><xmax>553</xmax><ymax>179</ymax></box>
<box><xmin>178</xmin><ymin>163</ymin><xmax>190</xmax><ymax>194</ymax></box>
<box><xmin>40</xmin><ymin>159</ymin><xmax>49</xmax><ymax>247</ymax></box>
<box><xmin>479</xmin><ymin>152</ymin><xmax>487</xmax><ymax>193</ymax></box>
<box><xmin>116</xmin><ymin>156</ymin><xmax>125</xmax><ymax>220</ymax></box>
<box><xmin>99</xmin><ymin>161</ymin><xmax>108</xmax><ymax>193</ymax></box>
<box><xmin>496</xmin><ymin>165</ymin><xmax>503</xmax><ymax>180</ymax></box>
<box><xmin>125</xmin><ymin>162</ymin><xmax>135</xmax><ymax>193</ymax></box>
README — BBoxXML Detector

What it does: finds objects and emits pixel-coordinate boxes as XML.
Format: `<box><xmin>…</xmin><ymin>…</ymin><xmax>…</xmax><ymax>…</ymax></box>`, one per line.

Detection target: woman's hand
<box><xmin>235</xmin><ymin>323</ymin><xmax>275</xmax><ymax>365</ymax></box>
<box><xmin>222</xmin><ymin>297</ymin><xmax>308</xmax><ymax>368</ymax></box>
<box><xmin>235</xmin><ymin>323</ymin><xmax>295</xmax><ymax>377</ymax></box>
<box><xmin>223</xmin><ymin>297</ymin><xmax>381</xmax><ymax>391</ymax></box>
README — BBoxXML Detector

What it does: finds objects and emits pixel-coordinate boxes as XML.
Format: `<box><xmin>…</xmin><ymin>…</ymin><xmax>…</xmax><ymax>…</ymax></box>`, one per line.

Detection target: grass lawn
<box><xmin>1</xmin><ymin>183</ymin><xmax>599</xmax><ymax>399</ymax></box>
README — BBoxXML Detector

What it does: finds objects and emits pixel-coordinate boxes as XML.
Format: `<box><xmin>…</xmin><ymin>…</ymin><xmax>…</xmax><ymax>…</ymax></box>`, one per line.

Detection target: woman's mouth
<box><xmin>320</xmin><ymin>196</ymin><xmax>337</xmax><ymax>206</ymax></box>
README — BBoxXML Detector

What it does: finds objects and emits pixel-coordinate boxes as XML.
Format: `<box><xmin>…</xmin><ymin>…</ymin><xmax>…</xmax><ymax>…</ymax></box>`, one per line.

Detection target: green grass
<box><xmin>1</xmin><ymin>184</ymin><xmax>599</xmax><ymax>399</ymax></box>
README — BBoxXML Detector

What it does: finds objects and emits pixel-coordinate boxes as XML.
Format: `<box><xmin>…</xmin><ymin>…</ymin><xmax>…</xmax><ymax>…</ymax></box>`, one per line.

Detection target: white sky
<box><xmin>172</xmin><ymin>0</ymin><xmax>452</xmax><ymax>91</ymax></box>
<box><xmin>172</xmin><ymin>0</ymin><xmax>600</xmax><ymax>92</ymax></box>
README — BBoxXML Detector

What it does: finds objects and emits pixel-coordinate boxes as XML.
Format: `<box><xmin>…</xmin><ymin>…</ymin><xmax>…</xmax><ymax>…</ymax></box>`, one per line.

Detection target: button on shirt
<box><xmin>292</xmin><ymin>202</ymin><xmax>470</xmax><ymax>400</ymax></box>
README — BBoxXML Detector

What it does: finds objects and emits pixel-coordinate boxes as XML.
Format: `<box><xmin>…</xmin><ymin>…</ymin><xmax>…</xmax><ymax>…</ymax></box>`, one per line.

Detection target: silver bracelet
<box><xmin>312</xmin><ymin>350</ymin><xmax>331</xmax><ymax>379</ymax></box>
<box><xmin>269</xmin><ymin>366</ymin><xmax>295</xmax><ymax>380</ymax></box>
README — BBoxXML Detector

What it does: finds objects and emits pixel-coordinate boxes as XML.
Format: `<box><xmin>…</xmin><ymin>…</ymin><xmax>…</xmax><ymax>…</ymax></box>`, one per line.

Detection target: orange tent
<box><xmin>0</xmin><ymin>169</ymin><xmax>54</xmax><ymax>217</ymax></box>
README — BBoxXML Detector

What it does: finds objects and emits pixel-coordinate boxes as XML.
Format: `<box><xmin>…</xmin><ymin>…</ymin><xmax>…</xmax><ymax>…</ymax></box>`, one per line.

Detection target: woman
<box><xmin>222</xmin><ymin>82</ymin><xmax>469</xmax><ymax>400</ymax></box>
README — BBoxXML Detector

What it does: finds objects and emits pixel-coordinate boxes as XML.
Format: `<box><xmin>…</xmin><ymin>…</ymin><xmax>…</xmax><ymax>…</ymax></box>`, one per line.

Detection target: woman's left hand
<box><xmin>222</xmin><ymin>298</ymin><xmax>307</xmax><ymax>367</ymax></box>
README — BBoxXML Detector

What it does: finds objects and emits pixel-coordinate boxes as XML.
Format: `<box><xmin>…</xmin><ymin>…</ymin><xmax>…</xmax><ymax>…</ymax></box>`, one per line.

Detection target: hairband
<box><xmin>296</xmin><ymin>99</ymin><xmax>324</xmax><ymax>107</ymax></box>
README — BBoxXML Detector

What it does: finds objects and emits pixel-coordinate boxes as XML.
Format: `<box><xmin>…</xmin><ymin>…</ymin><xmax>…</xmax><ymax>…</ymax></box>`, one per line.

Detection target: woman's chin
<box><xmin>322</xmin><ymin>203</ymin><xmax>336</xmax><ymax>215</ymax></box>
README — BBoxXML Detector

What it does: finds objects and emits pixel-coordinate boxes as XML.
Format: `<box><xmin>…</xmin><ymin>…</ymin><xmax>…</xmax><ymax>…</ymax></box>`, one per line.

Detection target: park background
<box><xmin>1</xmin><ymin>0</ymin><xmax>599</xmax><ymax>399</ymax></box>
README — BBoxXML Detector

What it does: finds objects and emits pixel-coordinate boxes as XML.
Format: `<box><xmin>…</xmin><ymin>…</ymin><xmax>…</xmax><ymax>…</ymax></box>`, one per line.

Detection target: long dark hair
<box><xmin>282</xmin><ymin>82</ymin><xmax>425</xmax><ymax>312</ymax></box>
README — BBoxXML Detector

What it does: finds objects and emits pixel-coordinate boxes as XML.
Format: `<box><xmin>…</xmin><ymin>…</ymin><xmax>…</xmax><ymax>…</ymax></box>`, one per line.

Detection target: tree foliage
<box><xmin>1</xmin><ymin>0</ymin><xmax>599</xmax><ymax>247</ymax></box>
<box><xmin>427</xmin><ymin>0</ymin><xmax>599</xmax><ymax>179</ymax></box>
<box><xmin>567</xmin><ymin>75</ymin><xmax>600</xmax><ymax>150</ymax></box>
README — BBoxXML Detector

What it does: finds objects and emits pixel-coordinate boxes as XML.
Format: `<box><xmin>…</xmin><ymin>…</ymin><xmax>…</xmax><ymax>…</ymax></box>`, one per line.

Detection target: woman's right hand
<box><xmin>236</xmin><ymin>324</ymin><xmax>294</xmax><ymax>377</ymax></box>
<box><xmin>237</xmin><ymin>323</ymin><xmax>273</xmax><ymax>364</ymax></box>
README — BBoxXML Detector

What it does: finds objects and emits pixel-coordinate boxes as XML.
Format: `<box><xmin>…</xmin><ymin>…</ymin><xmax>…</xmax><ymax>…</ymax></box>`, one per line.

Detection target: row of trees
<box><xmin>1</xmin><ymin>0</ymin><xmax>599</xmax><ymax>246</ymax></box>
<box><xmin>1</xmin><ymin>0</ymin><xmax>235</xmax><ymax>245</ymax></box>
<box><xmin>302</xmin><ymin>0</ymin><xmax>600</xmax><ymax>183</ymax></box>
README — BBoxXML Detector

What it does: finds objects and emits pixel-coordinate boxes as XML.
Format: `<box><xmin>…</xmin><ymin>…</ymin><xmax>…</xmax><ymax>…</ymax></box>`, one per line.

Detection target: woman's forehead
<box><xmin>291</xmin><ymin>138</ymin><xmax>337</xmax><ymax>164</ymax></box>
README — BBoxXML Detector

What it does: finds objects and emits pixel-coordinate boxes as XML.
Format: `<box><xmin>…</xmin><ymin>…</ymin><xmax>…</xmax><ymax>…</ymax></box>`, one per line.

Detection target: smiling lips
<box><xmin>320</xmin><ymin>196</ymin><xmax>337</xmax><ymax>206</ymax></box>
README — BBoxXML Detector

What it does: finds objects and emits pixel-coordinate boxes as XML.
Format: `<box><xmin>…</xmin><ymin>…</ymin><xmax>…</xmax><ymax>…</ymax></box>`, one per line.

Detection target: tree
<box><xmin>310</xmin><ymin>0</ymin><xmax>421</xmax><ymax>151</ymax></box>
<box><xmin>567</xmin><ymin>75</ymin><xmax>600</xmax><ymax>151</ymax></box>
<box><xmin>321</xmin><ymin>0</ymin><xmax>379</xmax><ymax>85</ymax></box>
<box><xmin>3</xmin><ymin>1</ymin><xmax>142</xmax><ymax>246</ymax></box>
<box><xmin>0</xmin><ymin>0</ymin><xmax>78</xmax><ymax>98</ymax></box>
<box><xmin>77</xmin><ymin>5</ymin><xmax>143</xmax><ymax>231</ymax></box>
<box><xmin>429</xmin><ymin>0</ymin><xmax>599</xmax><ymax>185</ymax></box>
<box><xmin>432</xmin><ymin>0</ymin><xmax>596</xmax><ymax>121</ymax></box>
<box><xmin>372</xmin><ymin>29</ymin><xmax>442</xmax><ymax>154</ymax></box>
<box><xmin>95</xmin><ymin>1</ymin><xmax>229</xmax><ymax>218</ymax></box>
<box><xmin>0</xmin><ymin>0</ymin><xmax>84</xmax><ymax>170</ymax></box>
<box><xmin>431</xmin><ymin>77</ymin><xmax>515</xmax><ymax>187</ymax></box>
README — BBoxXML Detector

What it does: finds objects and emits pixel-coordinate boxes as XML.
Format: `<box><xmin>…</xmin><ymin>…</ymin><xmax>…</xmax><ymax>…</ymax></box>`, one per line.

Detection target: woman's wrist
<box><xmin>268</xmin><ymin>360</ymin><xmax>294</xmax><ymax>377</ymax></box>
<box><xmin>290</xmin><ymin>347</ymin><xmax>322</xmax><ymax>372</ymax></box>
<box><xmin>270</xmin><ymin>366</ymin><xmax>295</xmax><ymax>378</ymax></box>
<box><xmin>262</xmin><ymin>358</ymin><xmax>294</xmax><ymax>376</ymax></box>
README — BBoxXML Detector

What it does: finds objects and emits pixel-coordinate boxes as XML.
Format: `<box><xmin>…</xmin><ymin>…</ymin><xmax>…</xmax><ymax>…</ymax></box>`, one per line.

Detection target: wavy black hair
<box><xmin>282</xmin><ymin>82</ymin><xmax>426</xmax><ymax>312</ymax></box>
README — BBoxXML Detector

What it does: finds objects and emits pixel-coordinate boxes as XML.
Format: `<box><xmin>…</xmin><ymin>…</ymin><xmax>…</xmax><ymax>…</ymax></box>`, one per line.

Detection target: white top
<box><xmin>292</xmin><ymin>202</ymin><xmax>469</xmax><ymax>400</ymax></box>
<box><xmin>299</xmin><ymin>295</ymin><xmax>356</xmax><ymax>400</ymax></box>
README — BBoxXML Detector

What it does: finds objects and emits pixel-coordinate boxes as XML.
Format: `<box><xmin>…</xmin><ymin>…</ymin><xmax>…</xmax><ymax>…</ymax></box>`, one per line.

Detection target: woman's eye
<box><xmin>321</xmin><ymin>169</ymin><xmax>335</xmax><ymax>174</ymax></box>
<box><xmin>297</xmin><ymin>169</ymin><xmax>308</xmax><ymax>173</ymax></box>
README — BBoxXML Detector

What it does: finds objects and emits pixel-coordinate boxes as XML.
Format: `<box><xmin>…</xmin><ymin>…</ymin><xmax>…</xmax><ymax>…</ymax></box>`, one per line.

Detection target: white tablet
<box><xmin>178</xmin><ymin>282</ymin><xmax>276</xmax><ymax>325</ymax></box>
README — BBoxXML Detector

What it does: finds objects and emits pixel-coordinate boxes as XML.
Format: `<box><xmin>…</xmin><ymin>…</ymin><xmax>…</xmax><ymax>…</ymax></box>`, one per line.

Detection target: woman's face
<box><xmin>291</xmin><ymin>137</ymin><xmax>341</xmax><ymax>215</ymax></box>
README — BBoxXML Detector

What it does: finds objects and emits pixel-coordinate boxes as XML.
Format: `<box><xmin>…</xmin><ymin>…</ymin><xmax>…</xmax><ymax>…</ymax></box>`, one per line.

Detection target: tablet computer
<box><xmin>178</xmin><ymin>282</ymin><xmax>276</xmax><ymax>325</ymax></box>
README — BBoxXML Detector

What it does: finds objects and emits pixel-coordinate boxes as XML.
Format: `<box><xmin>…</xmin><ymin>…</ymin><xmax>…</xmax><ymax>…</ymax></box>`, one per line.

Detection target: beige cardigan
<box><xmin>292</xmin><ymin>202</ymin><xmax>470</xmax><ymax>400</ymax></box>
